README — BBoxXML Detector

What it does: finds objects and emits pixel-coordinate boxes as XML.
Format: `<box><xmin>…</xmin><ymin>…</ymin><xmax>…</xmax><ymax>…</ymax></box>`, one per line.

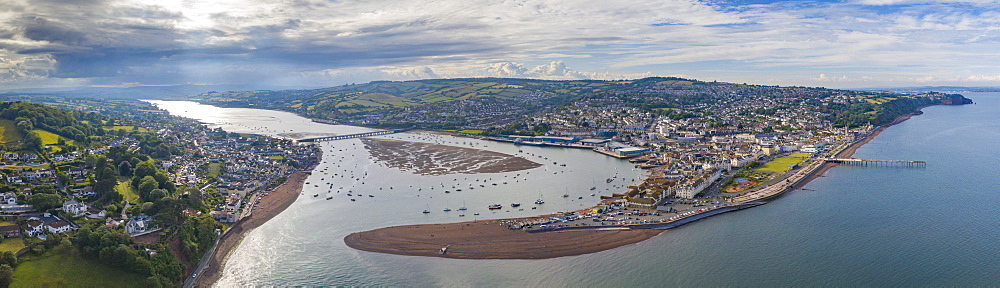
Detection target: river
<box><xmin>150</xmin><ymin>93</ymin><xmax>999</xmax><ymax>286</ymax></box>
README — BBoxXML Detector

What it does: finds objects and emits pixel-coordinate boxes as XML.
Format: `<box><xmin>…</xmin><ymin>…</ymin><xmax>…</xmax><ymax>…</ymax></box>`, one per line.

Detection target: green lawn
<box><xmin>755</xmin><ymin>156</ymin><xmax>804</xmax><ymax>173</ymax></box>
<box><xmin>0</xmin><ymin>238</ymin><xmax>24</xmax><ymax>253</ymax></box>
<box><xmin>115</xmin><ymin>181</ymin><xmax>138</xmax><ymax>205</ymax></box>
<box><xmin>102</xmin><ymin>125</ymin><xmax>149</xmax><ymax>132</ymax></box>
<box><xmin>789</xmin><ymin>152</ymin><xmax>812</xmax><ymax>158</ymax></box>
<box><xmin>12</xmin><ymin>244</ymin><xmax>149</xmax><ymax>288</ymax></box>
<box><xmin>205</xmin><ymin>162</ymin><xmax>223</xmax><ymax>178</ymax></box>
<box><xmin>0</xmin><ymin>120</ymin><xmax>22</xmax><ymax>144</ymax></box>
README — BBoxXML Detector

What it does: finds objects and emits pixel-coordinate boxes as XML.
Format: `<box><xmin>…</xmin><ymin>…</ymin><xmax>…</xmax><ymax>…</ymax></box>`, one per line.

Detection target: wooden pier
<box><xmin>823</xmin><ymin>158</ymin><xmax>926</xmax><ymax>167</ymax></box>
<box><xmin>297</xmin><ymin>128</ymin><xmax>412</xmax><ymax>143</ymax></box>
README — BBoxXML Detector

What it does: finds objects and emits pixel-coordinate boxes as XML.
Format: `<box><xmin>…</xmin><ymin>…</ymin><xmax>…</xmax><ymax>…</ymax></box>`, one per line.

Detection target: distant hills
<box><xmin>179</xmin><ymin>77</ymin><xmax>754</xmax><ymax>128</ymax></box>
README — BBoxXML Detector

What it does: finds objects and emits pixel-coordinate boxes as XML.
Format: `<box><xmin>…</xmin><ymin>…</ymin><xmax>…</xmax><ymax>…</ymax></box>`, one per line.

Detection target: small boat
<box><xmin>474</xmin><ymin>213</ymin><xmax>480</xmax><ymax>215</ymax></box>
<box><xmin>351</xmin><ymin>199</ymin><xmax>356</xmax><ymax>201</ymax></box>
<box><xmin>563</xmin><ymin>193</ymin><xmax>569</xmax><ymax>198</ymax></box>
<box><xmin>458</xmin><ymin>214</ymin><xmax>465</xmax><ymax>217</ymax></box>
<box><xmin>423</xmin><ymin>210</ymin><xmax>430</xmax><ymax>213</ymax></box>
<box><xmin>511</xmin><ymin>203</ymin><xmax>521</xmax><ymax>207</ymax></box>
<box><xmin>443</xmin><ymin>208</ymin><xmax>452</xmax><ymax>212</ymax></box>
<box><xmin>326</xmin><ymin>196</ymin><xmax>333</xmax><ymax>200</ymax></box>
<box><xmin>488</xmin><ymin>204</ymin><xmax>502</xmax><ymax>210</ymax></box>
<box><xmin>534</xmin><ymin>199</ymin><xmax>544</xmax><ymax>205</ymax></box>
<box><xmin>369</xmin><ymin>195</ymin><xmax>374</xmax><ymax>197</ymax></box>
<box><xmin>313</xmin><ymin>194</ymin><xmax>319</xmax><ymax>197</ymax></box>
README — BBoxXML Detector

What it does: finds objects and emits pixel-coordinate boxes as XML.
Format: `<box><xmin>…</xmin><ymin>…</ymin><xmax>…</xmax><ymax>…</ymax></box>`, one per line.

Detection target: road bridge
<box><xmin>296</xmin><ymin>128</ymin><xmax>412</xmax><ymax>142</ymax></box>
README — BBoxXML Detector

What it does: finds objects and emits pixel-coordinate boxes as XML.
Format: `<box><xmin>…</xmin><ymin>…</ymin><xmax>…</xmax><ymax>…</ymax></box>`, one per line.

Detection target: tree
<box><xmin>23</xmin><ymin>131</ymin><xmax>43</xmax><ymax>152</ymax></box>
<box><xmin>0</xmin><ymin>251</ymin><xmax>16</xmax><ymax>268</ymax></box>
<box><xmin>0</xmin><ymin>264</ymin><xmax>12</xmax><ymax>288</ymax></box>
<box><xmin>138</xmin><ymin>176</ymin><xmax>159</xmax><ymax>201</ymax></box>
<box><xmin>119</xmin><ymin>161</ymin><xmax>133</xmax><ymax>177</ymax></box>
<box><xmin>26</xmin><ymin>193</ymin><xmax>63</xmax><ymax>211</ymax></box>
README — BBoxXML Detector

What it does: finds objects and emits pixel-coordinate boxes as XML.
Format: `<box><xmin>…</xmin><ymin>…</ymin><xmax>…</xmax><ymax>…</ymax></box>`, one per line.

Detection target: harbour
<box><xmin>153</xmin><ymin>94</ymin><xmax>999</xmax><ymax>287</ymax></box>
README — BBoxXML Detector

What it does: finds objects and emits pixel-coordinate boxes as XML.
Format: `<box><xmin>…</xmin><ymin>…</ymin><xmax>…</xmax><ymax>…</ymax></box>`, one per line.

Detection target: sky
<box><xmin>1</xmin><ymin>0</ymin><xmax>999</xmax><ymax>90</ymax></box>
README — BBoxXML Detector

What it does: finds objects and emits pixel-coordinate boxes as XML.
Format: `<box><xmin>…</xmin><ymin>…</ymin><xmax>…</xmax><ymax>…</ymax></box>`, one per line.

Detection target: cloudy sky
<box><xmin>1</xmin><ymin>0</ymin><xmax>999</xmax><ymax>90</ymax></box>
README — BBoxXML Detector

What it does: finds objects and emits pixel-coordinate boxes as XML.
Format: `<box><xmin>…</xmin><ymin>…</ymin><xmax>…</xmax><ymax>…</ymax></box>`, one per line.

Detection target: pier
<box><xmin>297</xmin><ymin>128</ymin><xmax>412</xmax><ymax>142</ymax></box>
<box><xmin>823</xmin><ymin>158</ymin><xmax>926</xmax><ymax>167</ymax></box>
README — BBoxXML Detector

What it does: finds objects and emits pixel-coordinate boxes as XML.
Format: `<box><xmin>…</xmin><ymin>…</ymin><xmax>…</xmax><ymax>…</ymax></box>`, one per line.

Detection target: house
<box><xmin>67</xmin><ymin>168</ymin><xmax>88</xmax><ymax>179</ymax></box>
<box><xmin>25</xmin><ymin>220</ymin><xmax>44</xmax><ymax>237</ymax></box>
<box><xmin>72</xmin><ymin>186</ymin><xmax>95</xmax><ymax>197</ymax></box>
<box><xmin>105</xmin><ymin>218</ymin><xmax>121</xmax><ymax>229</ymax></box>
<box><xmin>46</xmin><ymin>220</ymin><xmax>76</xmax><ymax>234</ymax></box>
<box><xmin>0</xmin><ymin>225</ymin><xmax>20</xmax><ymax>238</ymax></box>
<box><xmin>3</xmin><ymin>175</ymin><xmax>21</xmax><ymax>184</ymax></box>
<box><xmin>63</xmin><ymin>200</ymin><xmax>88</xmax><ymax>217</ymax></box>
<box><xmin>0</xmin><ymin>192</ymin><xmax>17</xmax><ymax>205</ymax></box>
<box><xmin>126</xmin><ymin>216</ymin><xmax>157</xmax><ymax>236</ymax></box>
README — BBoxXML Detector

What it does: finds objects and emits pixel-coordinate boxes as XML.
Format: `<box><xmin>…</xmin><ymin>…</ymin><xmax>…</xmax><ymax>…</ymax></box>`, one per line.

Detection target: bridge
<box><xmin>824</xmin><ymin>158</ymin><xmax>926</xmax><ymax>167</ymax></box>
<box><xmin>296</xmin><ymin>128</ymin><xmax>412</xmax><ymax>143</ymax></box>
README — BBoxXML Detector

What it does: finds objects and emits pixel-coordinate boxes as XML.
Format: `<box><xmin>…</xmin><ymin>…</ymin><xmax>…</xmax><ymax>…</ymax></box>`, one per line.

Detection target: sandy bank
<box><xmin>344</xmin><ymin>218</ymin><xmax>662</xmax><ymax>259</ymax></box>
<box><xmin>362</xmin><ymin>138</ymin><xmax>541</xmax><ymax>175</ymax></box>
<box><xmin>194</xmin><ymin>170</ymin><xmax>310</xmax><ymax>287</ymax></box>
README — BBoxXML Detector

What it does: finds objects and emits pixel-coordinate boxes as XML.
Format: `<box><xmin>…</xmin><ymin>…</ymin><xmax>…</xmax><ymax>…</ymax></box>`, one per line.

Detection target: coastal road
<box><xmin>184</xmin><ymin>234</ymin><xmax>222</xmax><ymax>288</ymax></box>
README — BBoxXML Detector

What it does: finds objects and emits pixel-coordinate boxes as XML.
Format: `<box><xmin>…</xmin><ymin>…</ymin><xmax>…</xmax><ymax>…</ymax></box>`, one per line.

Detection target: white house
<box><xmin>62</xmin><ymin>200</ymin><xmax>87</xmax><ymax>217</ymax></box>
<box><xmin>25</xmin><ymin>220</ymin><xmax>44</xmax><ymax>237</ymax></box>
<box><xmin>46</xmin><ymin>220</ymin><xmax>76</xmax><ymax>234</ymax></box>
<box><xmin>0</xmin><ymin>192</ymin><xmax>16</xmax><ymax>205</ymax></box>
<box><xmin>126</xmin><ymin>216</ymin><xmax>157</xmax><ymax>236</ymax></box>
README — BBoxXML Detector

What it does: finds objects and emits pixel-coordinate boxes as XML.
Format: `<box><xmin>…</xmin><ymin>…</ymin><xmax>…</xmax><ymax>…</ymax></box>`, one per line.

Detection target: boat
<box><xmin>535</xmin><ymin>199</ymin><xmax>545</xmax><ymax>204</ymax></box>
<box><xmin>422</xmin><ymin>210</ymin><xmax>430</xmax><ymax>213</ymax></box>
<box><xmin>443</xmin><ymin>208</ymin><xmax>452</xmax><ymax>212</ymax></box>
<box><xmin>458</xmin><ymin>202</ymin><xmax>467</xmax><ymax>211</ymax></box>
<box><xmin>313</xmin><ymin>194</ymin><xmax>319</xmax><ymax>197</ymax></box>
<box><xmin>511</xmin><ymin>203</ymin><xmax>521</xmax><ymax>207</ymax></box>
<box><xmin>488</xmin><ymin>204</ymin><xmax>502</xmax><ymax>210</ymax></box>
<box><xmin>563</xmin><ymin>193</ymin><xmax>569</xmax><ymax>197</ymax></box>
<box><xmin>326</xmin><ymin>196</ymin><xmax>333</xmax><ymax>200</ymax></box>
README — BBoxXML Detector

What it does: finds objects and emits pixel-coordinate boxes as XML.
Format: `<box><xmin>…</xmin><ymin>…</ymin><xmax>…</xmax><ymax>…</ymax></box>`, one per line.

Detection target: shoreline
<box><xmin>194</xmin><ymin>168</ymin><xmax>313</xmax><ymax>287</ymax></box>
<box><xmin>343</xmin><ymin>107</ymin><xmax>935</xmax><ymax>260</ymax></box>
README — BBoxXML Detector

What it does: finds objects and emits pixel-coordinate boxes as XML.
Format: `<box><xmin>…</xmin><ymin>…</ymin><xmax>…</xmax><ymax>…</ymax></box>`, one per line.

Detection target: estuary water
<box><xmin>151</xmin><ymin>93</ymin><xmax>999</xmax><ymax>286</ymax></box>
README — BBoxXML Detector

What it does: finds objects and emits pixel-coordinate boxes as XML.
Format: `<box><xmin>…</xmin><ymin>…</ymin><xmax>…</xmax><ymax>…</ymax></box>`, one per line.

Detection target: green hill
<box><xmin>187</xmin><ymin>77</ymin><xmax>958</xmax><ymax>130</ymax></box>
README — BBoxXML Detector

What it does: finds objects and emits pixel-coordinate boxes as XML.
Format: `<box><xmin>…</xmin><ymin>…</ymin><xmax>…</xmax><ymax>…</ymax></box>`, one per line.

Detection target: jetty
<box><xmin>296</xmin><ymin>128</ymin><xmax>412</xmax><ymax>142</ymax></box>
<box><xmin>823</xmin><ymin>158</ymin><xmax>926</xmax><ymax>167</ymax></box>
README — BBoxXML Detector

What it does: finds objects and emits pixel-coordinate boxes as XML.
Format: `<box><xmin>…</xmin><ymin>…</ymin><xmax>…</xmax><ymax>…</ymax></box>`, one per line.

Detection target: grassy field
<box><xmin>789</xmin><ymin>152</ymin><xmax>812</xmax><ymax>158</ymax></box>
<box><xmin>102</xmin><ymin>125</ymin><xmax>149</xmax><ymax>132</ymax></box>
<box><xmin>115</xmin><ymin>181</ymin><xmax>138</xmax><ymax>205</ymax></box>
<box><xmin>0</xmin><ymin>238</ymin><xmax>24</xmax><ymax>253</ymax></box>
<box><xmin>756</xmin><ymin>156</ymin><xmax>804</xmax><ymax>173</ymax></box>
<box><xmin>12</xmin><ymin>244</ymin><xmax>149</xmax><ymax>288</ymax></box>
<box><xmin>0</xmin><ymin>120</ymin><xmax>21</xmax><ymax>144</ymax></box>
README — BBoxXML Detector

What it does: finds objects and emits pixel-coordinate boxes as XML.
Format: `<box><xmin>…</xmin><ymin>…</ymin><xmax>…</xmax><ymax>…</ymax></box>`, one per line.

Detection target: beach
<box><xmin>194</xmin><ymin>170</ymin><xmax>310</xmax><ymax>287</ymax></box>
<box><xmin>344</xmin><ymin>218</ymin><xmax>662</xmax><ymax>259</ymax></box>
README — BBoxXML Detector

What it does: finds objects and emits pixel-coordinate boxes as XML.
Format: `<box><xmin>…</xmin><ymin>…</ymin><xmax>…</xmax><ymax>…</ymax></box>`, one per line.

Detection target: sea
<box><xmin>149</xmin><ymin>92</ymin><xmax>999</xmax><ymax>287</ymax></box>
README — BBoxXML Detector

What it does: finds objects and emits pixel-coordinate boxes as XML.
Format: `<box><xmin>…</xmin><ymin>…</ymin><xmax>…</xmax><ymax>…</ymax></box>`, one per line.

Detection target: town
<box><xmin>0</xmin><ymin>99</ymin><xmax>319</xmax><ymax>286</ymax></box>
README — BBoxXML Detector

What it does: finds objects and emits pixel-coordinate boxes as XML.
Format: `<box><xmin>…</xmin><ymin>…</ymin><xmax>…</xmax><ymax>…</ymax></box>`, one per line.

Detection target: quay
<box><xmin>823</xmin><ymin>158</ymin><xmax>926</xmax><ymax>167</ymax></box>
<box><xmin>296</xmin><ymin>128</ymin><xmax>412</xmax><ymax>142</ymax></box>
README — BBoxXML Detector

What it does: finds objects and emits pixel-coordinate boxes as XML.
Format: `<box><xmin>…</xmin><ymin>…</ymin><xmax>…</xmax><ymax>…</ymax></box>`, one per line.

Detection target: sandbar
<box><xmin>362</xmin><ymin>138</ymin><xmax>541</xmax><ymax>175</ymax></box>
<box><xmin>344</xmin><ymin>218</ymin><xmax>662</xmax><ymax>259</ymax></box>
